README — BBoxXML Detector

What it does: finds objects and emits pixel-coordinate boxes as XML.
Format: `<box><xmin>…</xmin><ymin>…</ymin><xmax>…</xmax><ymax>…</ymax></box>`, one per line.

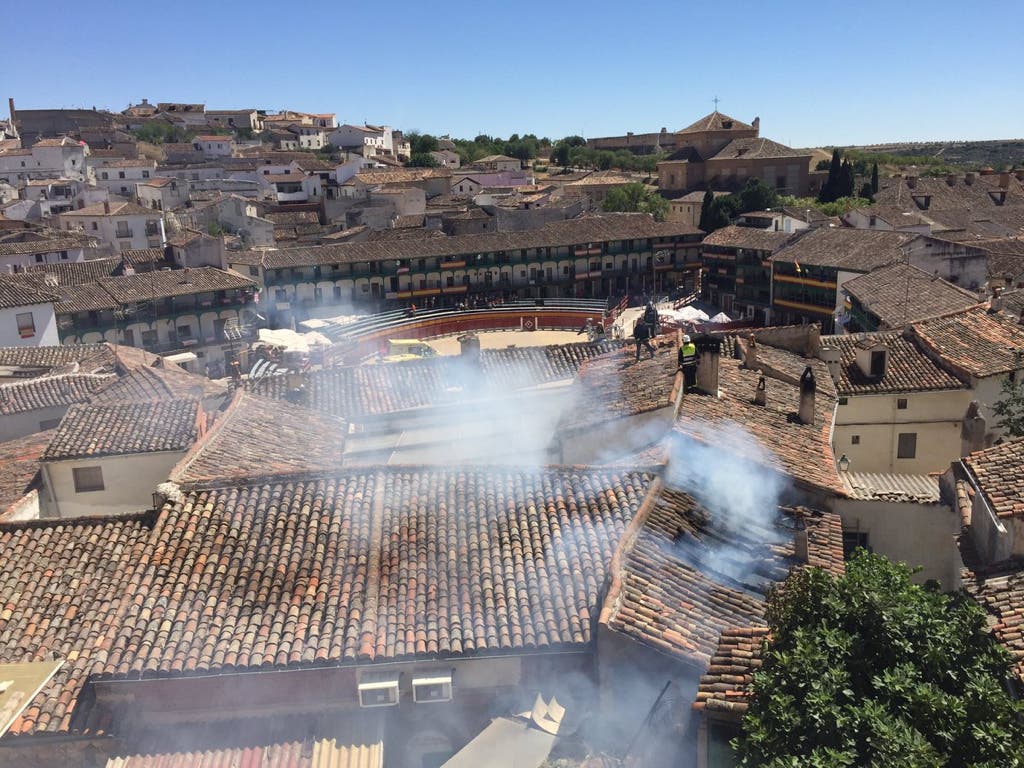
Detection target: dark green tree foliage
<box><xmin>871</xmin><ymin>161</ymin><xmax>880</xmax><ymax>194</ymax></box>
<box><xmin>738</xmin><ymin>178</ymin><xmax>779</xmax><ymax>214</ymax></box>
<box><xmin>734</xmin><ymin>551</ymin><xmax>1024</xmax><ymax>768</ymax></box>
<box><xmin>819</xmin><ymin>148</ymin><xmax>843</xmax><ymax>203</ymax></box>
<box><xmin>406</xmin><ymin>132</ymin><xmax>439</xmax><ymax>155</ymax></box>
<box><xmin>132</xmin><ymin>121</ymin><xmax>190</xmax><ymax>145</ymax></box>
<box><xmin>407</xmin><ymin>152</ymin><xmax>440</xmax><ymax>168</ymax></box>
<box><xmin>698</xmin><ymin>189</ymin><xmax>715</xmax><ymax>232</ymax></box>
<box><xmin>993</xmin><ymin>352</ymin><xmax>1024</xmax><ymax>437</ymax></box>
<box><xmin>859</xmin><ymin>182</ymin><xmax>875</xmax><ymax>201</ymax></box>
<box><xmin>600</xmin><ymin>183</ymin><xmax>668</xmax><ymax>221</ymax></box>
<box><xmin>553</xmin><ymin>142</ymin><xmax>571</xmax><ymax>167</ymax></box>
<box><xmin>840</xmin><ymin>158</ymin><xmax>856</xmax><ymax>198</ymax></box>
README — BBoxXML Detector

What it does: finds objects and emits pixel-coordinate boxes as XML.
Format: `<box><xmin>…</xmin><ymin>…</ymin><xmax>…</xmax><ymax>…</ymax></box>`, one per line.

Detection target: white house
<box><xmin>40</xmin><ymin>398</ymin><xmax>204</xmax><ymax>518</ymax></box>
<box><xmin>0</xmin><ymin>234</ymin><xmax>98</xmax><ymax>273</ymax></box>
<box><xmin>136</xmin><ymin>176</ymin><xmax>190</xmax><ymax>212</ymax></box>
<box><xmin>58</xmin><ymin>200</ymin><xmax>165</xmax><ymax>251</ymax></box>
<box><xmin>0</xmin><ymin>275</ymin><xmax>60</xmax><ymax>347</ymax></box>
<box><xmin>91</xmin><ymin>158</ymin><xmax>158</xmax><ymax>197</ymax></box>
<box><xmin>328</xmin><ymin>124</ymin><xmax>393</xmax><ymax>155</ymax></box>
<box><xmin>193</xmin><ymin>135</ymin><xmax>236</xmax><ymax>158</ymax></box>
<box><xmin>0</xmin><ymin>137</ymin><xmax>91</xmax><ymax>185</ymax></box>
<box><xmin>430</xmin><ymin>149</ymin><xmax>461</xmax><ymax>168</ymax></box>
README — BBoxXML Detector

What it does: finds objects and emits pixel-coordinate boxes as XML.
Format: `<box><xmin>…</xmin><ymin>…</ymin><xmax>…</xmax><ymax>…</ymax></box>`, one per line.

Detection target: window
<box><xmin>870</xmin><ymin>350</ymin><xmax>886</xmax><ymax>377</ymax></box>
<box><xmin>838</xmin><ymin>397</ymin><xmax>848</xmax><ymax>406</ymax></box>
<box><xmin>177</xmin><ymin>324</ymin><xmax>192</xmax><ymax>339</ymax></box>
<box><xmin>897</xmin><ymin>398</ymin><xmax>908</xmax><ymax>410</ymax></box>
<box><xmin>897</xmin><ymin>432</ymin><xmax>917</xmax><ymax>459</ymax></box>
<box><xmin>73</xmin><ymin>466</ymin><xmax>105</xmax><ymax>493</ymax></box>
<box><xmin>60</xmin><ymin>251</ymin><xmax>68</xmax><ymax>260</ymax></box>
<box><xmin>118</xmin><ymin>171</ymin><xmax>126</xmax><ymax>179</ymax></box>
<box><xmin>34</xmin><ymin>254</ymin><xmax>44</xmax><ymax>263</ymax></box>
<box><xmin>91</xmin><ymin>222</ymin><xmax>98</xmax><ymax>231</ymax></box>
<box><xmin>412</xmin><ymin>674</ymin><xmax>453</xmax><ymax>703</ymax></box>
<box><xmin>16</xmin><ymin>312</ymin><xmax>35</xmax><ymax>338</ymax></box>
<box><xmin>101</xmin><ymin>171</ymin><xmax>108</xmax><ymax>180</ymax></box>
<box><xmin>851</xmin><ymin>435</ymin><xmax>860</xmax><ymax>445</ymax></box>
<box><xmin>142</xmin><ymin>170</ymin><xmax>150</xmax><ymax>178</ymax></box>
<box><xmin>842</xmin><ymin>531</ymin><xmax>871</xmax><ymax>559</ymax></box>
<box><xmin>248</xmin><ymin>266</ymin><xmax>259</xmax><ymax>277</ymax></box>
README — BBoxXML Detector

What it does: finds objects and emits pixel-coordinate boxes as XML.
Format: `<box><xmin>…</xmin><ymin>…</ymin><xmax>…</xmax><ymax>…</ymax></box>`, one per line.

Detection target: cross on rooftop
<box><xmin>712</xmin><ymin>96</ymin><xmax>720</xmax><ymax>110</ymax></box>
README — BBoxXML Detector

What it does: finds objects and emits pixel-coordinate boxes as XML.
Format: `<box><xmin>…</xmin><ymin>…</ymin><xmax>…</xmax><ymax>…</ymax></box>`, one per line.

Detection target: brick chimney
<box><xmin>103</xmin><ymin>200</ymin><xmax>111</xmax><ymax>214</ymax></box>
<box><xmin>961</xmin><ymin>400</ymin><xmax>987</xmax><ymax>456</ymax></box>
<box><xmin>798</xmin><ymin>365</ymin><xmax>816</xmax><ymax>425</ymax></box>
<box><xmin>999</xmin><ymin>172</ymin><xmax>1011</xmax><ymax>189</ymax></box>
<box><xmin>754</xmin><ymin>373</ymin><xmax>766</xmax><ymax>406</ymax></box>
<box><xmin>742</xmin><ymin>334</ymin><xmax>758</xmax><ymax>369</ymax></box>
<box><xmin>694</xmin><ymin>334</ymin><xmax>722</xmax><ymax>396</ymax></box>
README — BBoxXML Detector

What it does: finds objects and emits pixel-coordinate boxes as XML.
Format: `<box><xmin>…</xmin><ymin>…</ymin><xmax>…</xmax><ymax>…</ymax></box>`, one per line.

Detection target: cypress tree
<box><xmin>840</xmin><ymin>158</ymin><xmax>855</xmax><ymax>198</ymax></box>
<box><xmin>820</xmin><ymin>148</ymin><xmax>842</xmax><ymax>203</ymax></box>
<box><xmin>698</xmin><ymin>189</ymin><xmax>714</xmax><ymax>232</ymax></box>
<box><xmin>871</xmin><ymin>162</ymin><xmax>879</xmax><ymax>193</ymax></box>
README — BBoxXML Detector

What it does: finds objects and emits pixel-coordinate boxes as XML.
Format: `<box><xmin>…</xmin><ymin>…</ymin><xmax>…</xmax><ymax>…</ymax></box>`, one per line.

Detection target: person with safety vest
<box><xmin>678</xmin><ymin>334</ymin><xmax>698</xmax><ymax>390</ymax></box>
<box><xmin>634</xmin><ymin>316</ymin><xmax>655</xmax><ymax>361</ymax></box>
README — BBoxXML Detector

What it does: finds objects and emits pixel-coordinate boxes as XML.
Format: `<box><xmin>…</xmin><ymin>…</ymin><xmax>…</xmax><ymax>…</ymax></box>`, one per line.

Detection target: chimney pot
<box><xmin>965</xmin><ymin>172</ymin><xmax>976</xmax><ymax>185</ymax></box>
<box><xmin>798</xmin><ymin>365</ymin><xmax>816</xmax><ymax>425</ymax></box>
<box><xmin>906</xmin><ymin>175</ymin><xmax>917</xmax><ymax>189</ymax></box>
<box><xmin>754</xmin><ymin>373</ymin><xmax>766</xmax><ymax>406</ymax></box>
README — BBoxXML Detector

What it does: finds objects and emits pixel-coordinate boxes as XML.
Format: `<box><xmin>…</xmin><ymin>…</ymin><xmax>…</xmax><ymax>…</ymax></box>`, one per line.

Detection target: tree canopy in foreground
<box><xmin>734</xmin><ymin>550</ymin><xmax>1024</xmax><ymax>768</ymax></box>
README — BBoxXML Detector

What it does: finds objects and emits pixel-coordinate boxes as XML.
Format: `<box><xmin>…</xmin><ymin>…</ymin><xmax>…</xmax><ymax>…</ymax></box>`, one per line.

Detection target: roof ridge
<box><xmin>168</xmin><ymin>389</ymin><xmax>245</xmax><ymax>483</ymax></box>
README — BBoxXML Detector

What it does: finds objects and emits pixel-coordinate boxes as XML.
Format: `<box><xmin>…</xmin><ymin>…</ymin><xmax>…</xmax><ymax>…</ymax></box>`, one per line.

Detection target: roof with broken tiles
<box><xmin>842</xmin><ymin>262</ymin><xmax>981</xmax><ymax>329</ymax></box>
<box><xmin>0</xmin><ymin>430</ymin><xmax>52</xmax><ymax>519</ymax></box>
<box><xmin>248</xmin><ymin>340</ymin><xmax>625</xmax><ymax>421</ymax></box>
<box><xmin>170</xmin><ymin>390</ymin><xmax>347</xmax><ymax>486</ymax></box>
<box><xmin>87</xmin><ymin>363</ymin><xmax>227</xmax><ymax>405</ymax></box>
<box><xmin>909</xmin><ymin>306</ymin><xmax>1024</xmax><ymax>380</ymax></box>
<box><xmin>692</xmin><ymin>626</ymin><xmax>769</xmax><ymax>716</ymax></box>
<box><xmin>602</xmin><ymin>482</ymin><xmax>844</xmax><ymax>668</ymax></box>
<box><xmin>821</xmin><ymin>330</ymin><xmax>968</xmax><ymax>395</ymax></box>
<box><xmin>0</xmin><ymin>466</ymin><xmax>654</xmax><ymax>735</ymax></box>
<box><xmin>672</xmin><ymin>352</ymin><xmax>844</xmax><ymax>497</ymax></box>
<box><xmin>961</xmin><ymin>437</ymin><xmax>1024</xmax><ymax>520</ymax></box>
<box><xmin>0</xmin><ymin>343</ymin><xmax>159</xmax><ymax>378</ymax></box>
<box><xmin>42</xmin><ymin>398</ymin><xmax>201</xmax><ymax>460</ymax></box>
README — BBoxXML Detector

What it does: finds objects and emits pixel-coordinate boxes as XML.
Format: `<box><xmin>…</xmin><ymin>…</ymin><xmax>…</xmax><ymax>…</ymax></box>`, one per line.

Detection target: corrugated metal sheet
<box><xmin>842</xmin><ymin>471</ymin><xmax>941</xmax><ymax>503</ymax></box>
<box><xmin>105</xmin><ymin>737</ymin><xmax>382</xmax><ymax>768</ymax></box>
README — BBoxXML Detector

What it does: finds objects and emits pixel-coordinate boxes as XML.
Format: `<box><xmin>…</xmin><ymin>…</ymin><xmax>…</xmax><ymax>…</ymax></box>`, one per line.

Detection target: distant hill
<box><xmin>839</xmin><ymin>139</ymin><xmax>1024</xmax><ymax>170</ymax></box>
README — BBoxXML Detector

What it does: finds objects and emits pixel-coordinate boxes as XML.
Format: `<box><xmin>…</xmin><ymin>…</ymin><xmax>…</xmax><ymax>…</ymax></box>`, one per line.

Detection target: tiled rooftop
<box><xmin>0</xmin><ymin>274</ymin><xmax>61</xmax><ymax>310</ymax></box>
<box><xmin>0</xmin><ymin>466</ymin><xmax>654</xmax><ymax>735</ymax></box>
<box><xmin>961</xmin><ymin>553</ymin><xmax>1024</xmax><ymax>688</ymax></box>
<box><xmin>672</xmin><ymin>356</ymin><xmax>844</xmax><ymax>496</ymax></box>
<box><xmin>43</xmin><ymin>399</ymin><xmax>200</xmax><ymax>460</ymax></box>
<box><xmin>603</xmin><ymin>482</ymin><xmax>843</xmax><ymax>667</ymax></box>
<box><xmin>702</xmin><ymin>224</ymin><xmax>794</xmax><ymax>252</ymax></box>
<box><xmin>88</xmin><ymin>364</ymin><xmax>227</xmax><ymax>404</ymax></box>
<box><xmin>0</xmin><ymin>430</ymin><xmax>52</xmax><ymax>518</ymax></box>
<box><xmin>0</xmin><ymin>373</ymin><xmax>114</xmax><ymax>415</ymax></box>
<box><xmin>229</xmin><ymin>214</ymin><xmax>701</xmax><ymax>268</ymax></box>
<box><xmin>841</xmin><ymin>471</ymin><xmax>941</xmax><ymax>504</ymax></box>
<box><xmin>171</xmin><ymin>391</ymin><xmax>347</xmax><ymax>486</ymax></box>
<box><xmin>773</xmin><ymin>228</ymin><xmax>914</xmax><ymax>271</ymax></box>
<box><xmin>821</xmin><ymin>330</ymin><xmax>967</xmax><ymax>395</ymax></box>
<box><xmin>250</xmin><ymin>341</ymin><xmax>624</xmax><ymax>421</ymax></box>
<box><xmin>692</xmin><ymin>626</ymin><xmax>768</xmax><ymax>715</ymax></box>
<box><xmin>842</xmin><ymin>262</ymin><xmax>979</xmax><ymax>328</ymax></box>
<box><xmin>961</xmin><ymin>438</ymin><xmax>1024</xmax><ymax>520</ymax></box>
<box><xmin>910</xmin><ymin>307</ymin><xmax>1024</xmax><ymax>380</ymax></box>
<box><xmin>0</xmin><ymin>343</ymin><xmax>118</xmax><ymax>375</ymax></box>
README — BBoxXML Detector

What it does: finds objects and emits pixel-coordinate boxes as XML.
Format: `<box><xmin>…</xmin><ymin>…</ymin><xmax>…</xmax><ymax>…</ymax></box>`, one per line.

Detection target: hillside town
<box><xmin>0</xmin><ymin>92</ymin><xmax>1023</xmax><ymax>768</ymax></box>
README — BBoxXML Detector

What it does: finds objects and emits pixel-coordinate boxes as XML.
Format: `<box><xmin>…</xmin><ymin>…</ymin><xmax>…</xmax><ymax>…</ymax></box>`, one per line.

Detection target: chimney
<box><xmin>999</xmin><ymin>172</ymin><xmax>1011</xmax><ymax>189</ymax></box>
<box><xmin>754</xmin><ymin>373</ymin><xmax>767</xmax><ymax>406</ymax></box>
<box><xmin>965</xmin><ymin>172</ymin><xmax>976</xmax><ymax>185</ymax></box>
<box><xmin>989</xmin><ymin>287</ymin><xmax>1004</xmax><ymax>313</ymax></box>
<box><xmin>742</xmin><ymin>334</ymin><xmax>758</xmax><ymax>369</ymax></box>
<box><xmin>961</xmin><ymin>400</ymin><xmax>987</xmax><ymax>456</ymax></box>
<box><xmin>694</xmin><ymin>334</ymin><xmax>722</xmax><ymax>396</ymax></box>
<box><xmin>458</xmin><ymin>332</ymin><xmax>481</xmax><ymax>362</ymax></box>
<box><xmin>906</xmin><ymin>175</ymin><xmax>917</xmax><ymax>189</ymax></box>
<box><xmin>103</xmin><ymin>200</ymin><xmax>111</xmax><ymax>214</ymax></box>
<box><xmin>1015</xmin><ymin>170</ymin><xmax>1024</xmax><ymax>182</ymax></box>
<box><xmin>946</xmin><ymin>173</ymin><xmax>957</xmax><ymax>186</ymax></box>
<box><xmin>752</xmin><ymin>116</ymin><xmax>760</xmax><ymax>133</ymax></box>
<box><xmin>798</xmin><ymin>365</ymin><xmax>816</xmax><ymax>425</ymax></box>
<box><xmin>7</xmin><ymin>97</ymin><xmax>16</xmax><ymax>137</ymax></box>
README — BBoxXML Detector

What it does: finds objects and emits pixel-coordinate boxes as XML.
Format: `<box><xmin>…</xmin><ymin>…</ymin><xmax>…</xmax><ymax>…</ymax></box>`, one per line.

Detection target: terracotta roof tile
<box><xmin>89</xmin><ymin>364</ymin><xmax>227</xmax><ymax>404</ymax></box>
<box><xmin>692</xmin><ymin>626</ymin><xmax>769</xmax><ymax>714</ymax></box>
<box><xmin>0</xmin><ymin>373</ymin><xmax>114</xmax><ymax>415</ymax></box>
<box><xmin>962</xmin><ymin>437</ymin><xmax>1024</xmax><ymax>520</ymax></box>
<box><xmin>842</xmin><ymin>263</ymin><xmax>980</xmax><ymax>328</ymax></box>
<box><xmin>0</xmin><ymin>467</ymin><xmax>654</xmax><ymax>734</ymax></box>
<box><xmin>171</xmin><ymin>391</ymin><xmax>347</xmax><ymax>485</ymax></box>
<box><xmin>43</xmin><ymin>398</ymin><xmax>200</xmax><ymax>460</ymax></box>
<box><xmin>0</xmin><ymin>430</ymin><xmax>53</xmax><ymax>518</ymax></box>
<box><xmin>962</xmin><ymin>554</ymin><xmax>1024</xmax><ymax>688</ymax></box>
<box><xmin>910</xmin><ymin>307</ymin><xmax>1024</xmax><ymax>379</ymax></box>
<box><xmin>773</xmin><ymin>228</ymin><xmax>914</xmax><ymax>271</ymax></box>
<box><xmin>821</xmin><ymin>330</ymin><xmax>967</xmax><ymax>395</ymax></box>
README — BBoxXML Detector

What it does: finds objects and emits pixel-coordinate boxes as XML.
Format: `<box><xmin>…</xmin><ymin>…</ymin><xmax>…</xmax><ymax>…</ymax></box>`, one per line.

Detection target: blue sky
<box><xmin>5</xmin><ymin>0</ymin><xmax>1021</xmax><ymax>147</ymax></box>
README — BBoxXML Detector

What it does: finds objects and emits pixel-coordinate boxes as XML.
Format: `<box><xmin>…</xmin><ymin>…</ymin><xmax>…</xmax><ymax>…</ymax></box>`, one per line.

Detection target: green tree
<box><xmin>601</xmin><ymin>182</ymin><xmax>668</xmax><ymax>221</ymax></box>
<box><xmin>737</xmin><ymin>177</ymin><xmax>779</xmax><ymax>213</ymax></box>
<box><xmin>859</xmin><ymin>182</ymin><xmax>875</xmax><ymax>201</ymax></box>
<box><xmin>562</xmin><ymin>135</ymin><xmax>586</xmax><ymax>148</ymax></box>
<box><xmin>819</xmin><ymin>148</ymin><xmax>843</xmax><ymax>203</ymax></box>
<box><xmin>993</xmin><ymin>352</ymin><xmax>1024</xmax><ymax>437</ymax></box>
<box><xmin>552</xmin><ymin>142</ymin><xmax>571</xmax><ymax>167</ymax></box>
<box><xmin>406</xmin><ymin>132</ymin><xmax>439</xmax><ymax>155</ymax></box>
<box><xmin>840</xmin><ymin>158</ymin><xmax>856</xmax><ymax>198</ymax></box>
<box><xmin>407</xmin><ymin>152</ymin><xmax>440</xmax><ymax>168</ymax></box>
<box><xmin>698</xmin><ymin>189</ymin><xmax>715</xmax><ymax>232</ymax></box>
<box><xmin>734</xmin><ymin>550</ymin><xmax>1024</xmax><ymax>768</ymax></box>
<box><xmin>871</xmin><ymin>161</ymin><xmax>880</xmax><ymax>194</ymax></box>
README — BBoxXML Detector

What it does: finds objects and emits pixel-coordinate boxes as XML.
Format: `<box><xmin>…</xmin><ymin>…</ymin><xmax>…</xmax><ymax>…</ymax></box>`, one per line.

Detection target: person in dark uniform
<box><xmin>634</xmin><ymin>316</ymin><xmax>655</xmax><ymax>361</ymax></box>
